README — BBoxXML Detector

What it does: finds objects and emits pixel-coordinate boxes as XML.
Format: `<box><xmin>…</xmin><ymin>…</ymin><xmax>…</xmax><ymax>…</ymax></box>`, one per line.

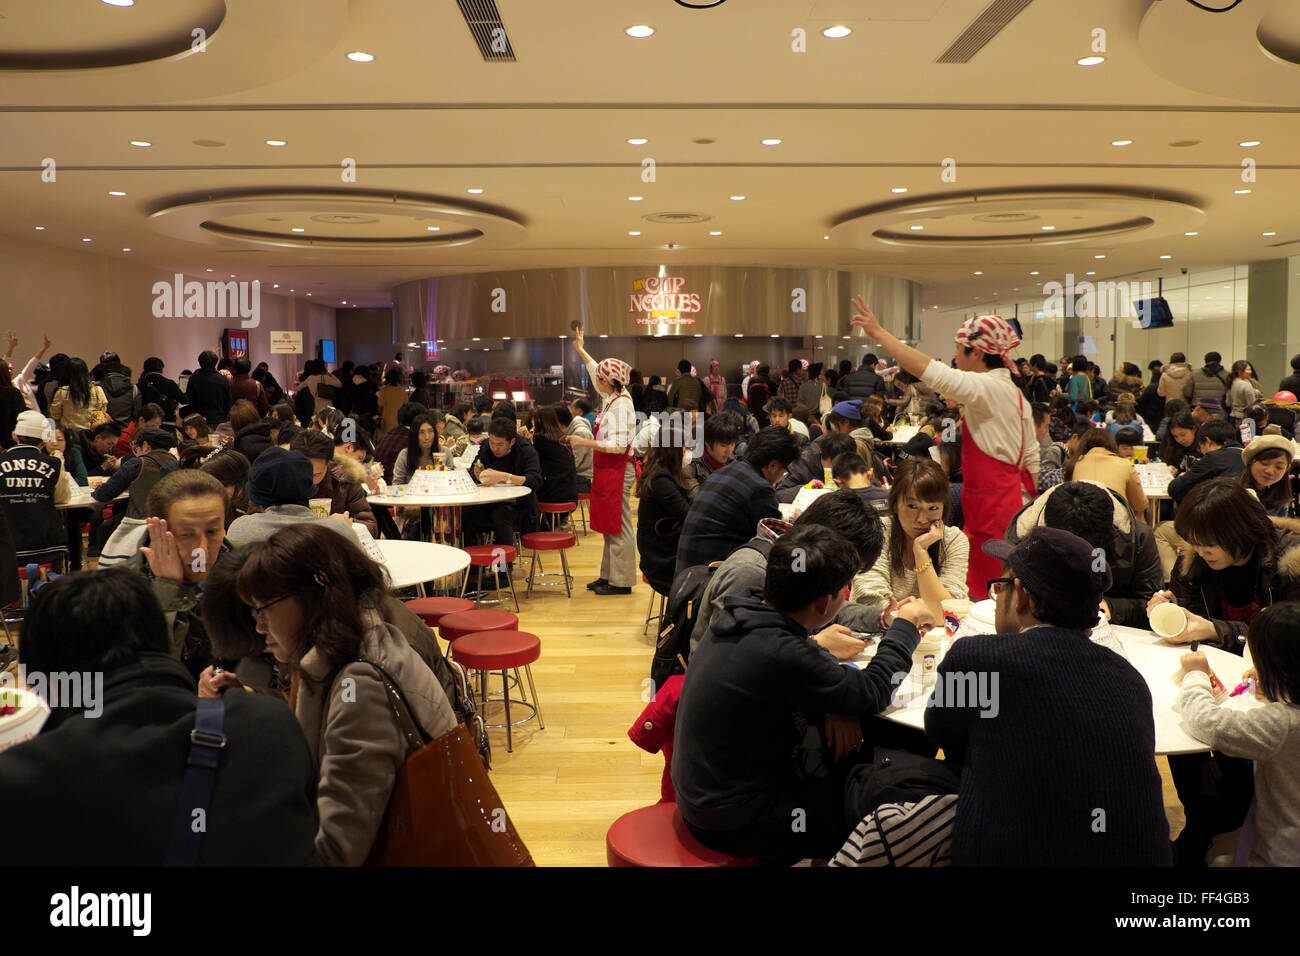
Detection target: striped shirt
<box><xmin>830</xmin><ymin>794</ymin><xmax>957</xmax><ymax>867</ymax></box>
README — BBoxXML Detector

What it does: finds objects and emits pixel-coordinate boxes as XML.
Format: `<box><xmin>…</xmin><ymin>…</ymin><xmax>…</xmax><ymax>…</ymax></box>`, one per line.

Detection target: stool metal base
<box><xmin>471</xmin><ymin>665</ymin><xmax>545</xmax><ymax>753</ymax></box>
<box><xmin>525</xmin><ymin>548</ymin><xmax>573</xmax><ymax>598</ymax></box>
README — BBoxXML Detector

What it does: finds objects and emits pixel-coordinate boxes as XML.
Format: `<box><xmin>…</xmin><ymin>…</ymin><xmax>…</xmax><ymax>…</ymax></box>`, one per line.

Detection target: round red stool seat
<box><xmin>538</xmin><ymin>501</ymin><xmax>576</xmax><ymax>514</ymax></box>
<box><xmin>403</xmin><ymin>596</ymin><xmax>475</xmax><ymax>629</ymax></box>
<box><xmin>521</xmin><ymin>531</ymin><xmax>576</xmax><ymax>551</ymax></box>
<box><xmin>464</xmin><ymin>544</ymin><xmax>517</xmax><ymax>566</ymax></box>
<box><xmin>452</xmin><ymin>630</ymin><xmax>540</xmax><ymax>670</ymax></box>
<box><xmin>578</xmin><ymin>492</ymin><xmax>591</xmax><ymax>501</ymax></box>
<box><xmin>606</xmin><ymin>804</ymin><xmax>756</xmax><ymax>867</ymax></box>
<box><xmin>438</xmin><ymin>609</ymin><xmax>519</xmax><ymax>645</ymax></box>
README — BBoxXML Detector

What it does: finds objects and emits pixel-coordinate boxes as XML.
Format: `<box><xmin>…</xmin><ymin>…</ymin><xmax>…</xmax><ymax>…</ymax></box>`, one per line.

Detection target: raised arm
<box><xmin>849</xmin><ymin>297</ymin><xmax>931</xmax><ymax>380</ymax></box>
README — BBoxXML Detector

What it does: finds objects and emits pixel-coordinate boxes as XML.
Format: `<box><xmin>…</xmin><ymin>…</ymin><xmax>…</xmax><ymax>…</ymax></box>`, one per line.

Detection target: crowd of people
<box><xmin>1</xmin><ymin>321</ymin><xmax>1297</xmax><ymax>869</ymax></box>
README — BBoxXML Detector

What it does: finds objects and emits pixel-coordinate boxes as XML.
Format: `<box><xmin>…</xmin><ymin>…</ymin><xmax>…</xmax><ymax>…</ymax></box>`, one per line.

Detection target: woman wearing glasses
<box><xmin>214</xmin><ymin>522</ymin><xmax>458</xmax><ymax>866</ymax></box>
<box><xmin>856</xmin><ymin>458</ymin><xmax>969</xmax><ymax>624</ymax></box>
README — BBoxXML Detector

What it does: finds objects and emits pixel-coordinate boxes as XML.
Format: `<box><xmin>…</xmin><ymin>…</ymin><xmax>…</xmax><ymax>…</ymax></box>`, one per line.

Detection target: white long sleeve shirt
<box><xmin>586</xmin><ymin>359</ymin><xmax>636</xmax><ymax>453</ymax></box>
<box><xmin>920</xmin><ymin>361</ymin><xmax>1039</xmax><ymax>474</ymax></box>
<box><xmin>14</xmin><ymin>354</ymin><xmax>42</xmax><ymax>411</ymax></box>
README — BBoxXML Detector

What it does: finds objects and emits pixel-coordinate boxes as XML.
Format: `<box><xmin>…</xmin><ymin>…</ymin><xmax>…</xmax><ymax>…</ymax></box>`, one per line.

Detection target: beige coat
<box><xmin>49</xmin><ymin>384</ymin><xmax>108</xmax><ymax>430</ymax></box>
<box><xmin>1071</xmin><ymin>446</ymin><xmax>1147</xmax><ymax>518</ymax></box>
<box><xmin>295</xmin><ymin>606</ymin><xmax>457</xmax><ymax>866</ymax></box>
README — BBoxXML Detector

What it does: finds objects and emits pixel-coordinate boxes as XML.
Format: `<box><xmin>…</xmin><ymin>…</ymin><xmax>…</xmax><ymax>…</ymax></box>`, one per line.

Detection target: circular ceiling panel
<box><xmin>1138</xmin><ymin>0</ymin><xmax>1300</xmax><ymax>104</ymax></box>
<box><xmin>0</xmin><ymin>0</ymin><xmax>226</xmax><ymax>68</ymax></box>
<box><xmin>148</xmin><ymin>191</ymin><xmax>527</xmax><ymax>251</ymax></box>
<box><xmin>831</xmin><ymin>189</ymin><xmax>1205</xmax><ymax>250</ymax></box>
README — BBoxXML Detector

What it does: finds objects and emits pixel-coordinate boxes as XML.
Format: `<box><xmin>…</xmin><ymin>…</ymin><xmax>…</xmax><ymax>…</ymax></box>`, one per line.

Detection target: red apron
<box><xmin>961</xmin><ymin>392</ymin><xmax>1036</xmax><ymax>600</ymax></box>
<box><xmin>591</xmin><ymin>394</ymin><xmax>633</xmax><ymax>536</ymax></box>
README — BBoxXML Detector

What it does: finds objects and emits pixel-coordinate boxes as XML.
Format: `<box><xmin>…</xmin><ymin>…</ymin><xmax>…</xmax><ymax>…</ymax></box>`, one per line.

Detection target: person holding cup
<box><xmin>226</xmin><ymin>447</ymin><xmax>354</xmax><ymax>546</ymax></box>
<box><xmin>856</xmin><ymin>458</ymin><xmax>969</xmax><ymax>626</ymax></box>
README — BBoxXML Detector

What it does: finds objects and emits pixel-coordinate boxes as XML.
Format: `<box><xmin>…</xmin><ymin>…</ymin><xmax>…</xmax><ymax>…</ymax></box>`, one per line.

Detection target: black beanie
<box><xmin>246</xmin><ymin>447</ymin><xmax>315</xmax><ymax>508</ymax></box>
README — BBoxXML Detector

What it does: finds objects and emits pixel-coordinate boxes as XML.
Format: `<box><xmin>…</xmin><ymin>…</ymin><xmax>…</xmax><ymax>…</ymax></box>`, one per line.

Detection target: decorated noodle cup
<box><xmin>941</xmin><ymin>599</ymin><xmax>973</xmax><ymax>638</ymax></box>
<box><xmin>1149</xmin><ymin>602</ymin><xmax>1187</xmax><ymax>640</ymax></box>
<box><xmin>308</xmin><ymin>497</ymin><xmax>332</xmax><ymax>519</ymax></box>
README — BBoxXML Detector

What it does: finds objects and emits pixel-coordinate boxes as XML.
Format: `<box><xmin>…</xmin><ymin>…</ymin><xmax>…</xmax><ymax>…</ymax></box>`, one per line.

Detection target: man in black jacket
<box><xmin>0</xmin><ymin>411</ymin><xmax>69</xmax><ymax>554</ymax></box>
<box><xmin>674</xmin><ymin>525</ymin><xmax>935</xmax><ymax>861</ymax></box>
<box><xmin>138</xmin><ymin>356</ymin><xmax>186</xmax><ymax>421</ymax></box>
<box><xmin>1168</xmin><ymin>419</ymin><xmax>1244</xmax><ymax>506</ymax></box>
<box><xmin>839</xmin><ymin>352</ymin><xmax>887</xmax><ymax>401</ymax></box>
<box><xmin>466</xmin><ymin>417</ymin><xmax>542</xmax><ymax>575</ymax></box>
<box><xmin>0</xmin><ymin>569</ymin><xmax>317</xmax><ymax>865</ymax></box>
<box><xmin>186</xmin><ymin>350</ymin><xmax>232</xmax><ymax>428</ymax></box>
<box><xmin>774</xmin><ymin>431</ymin><xmax>857</xmax><ymax>503</ymax></box>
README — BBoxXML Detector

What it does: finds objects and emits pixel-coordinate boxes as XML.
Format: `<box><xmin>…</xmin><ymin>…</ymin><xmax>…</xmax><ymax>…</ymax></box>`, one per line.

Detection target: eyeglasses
<box><xmin>250</xmin><ymin>594</ymin><xmax>292</xmax><ymax>623</ymax></box>
<box><xmin>987</xmin><ymin>577</ymin><xmax>1014</xmax><ymax>598</ymax></box>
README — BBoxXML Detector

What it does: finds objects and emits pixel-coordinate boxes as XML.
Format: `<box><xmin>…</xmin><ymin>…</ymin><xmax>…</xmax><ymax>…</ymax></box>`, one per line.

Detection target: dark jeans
<box><xmin>576</xmin><ymin>475</ymin><xmax>592</xmax><ymax>494</ymax></box>
<box><xmin>1167</xmin><ymin>752</ymin><xmax>1255</xmax><ymax>865</ymax></box>
<box><xmin>461</xmin><ymin>501</ymin><xmax>522</xmax><ymax>552</ymax></box>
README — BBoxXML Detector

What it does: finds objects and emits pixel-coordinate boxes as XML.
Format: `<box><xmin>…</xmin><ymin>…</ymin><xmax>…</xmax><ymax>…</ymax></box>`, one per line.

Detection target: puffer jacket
<box><xmin>1188</xmin><ymin>363</ymin><xmax>1230</xmax><ymax>404</ymax></box>
<box><xmin>1005</xmin><ymin>482</ymin><xmax>1162</xmax><ymax>628</ymax></box>
<box><xmin>1157</xmin><ymin>362</ymin><xmax>1194</xmax><ymax>401</ymax></box>
<box><xmin>313</xmin><ymin>452</ymin><xmax>378</xmax><ymax>537</ymax></box>
<box><xmin>295</xmin><ymin>606</ymin><xmax>458</xmax><ymax>866</ymax></box>
<box><xmin>1107</xmin><ymin>372</ymin><xmax>1144</xmax><ymax>400</ymax></box>
<box><xmin>1171</xmin><ymin>517</ymin><xmax>1300</xmax><ymax>652</ymax></box>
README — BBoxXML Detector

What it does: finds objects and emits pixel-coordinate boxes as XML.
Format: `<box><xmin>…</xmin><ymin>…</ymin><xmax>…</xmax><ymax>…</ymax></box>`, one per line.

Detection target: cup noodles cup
<box><xmin>914</xmin><ymin>634</ymin><xmax>943</xmax><ymax>686</ymax></box>
<box><xmin>1149</xmin><ymin>602</ymin><xmax>1187</xmax><ymax>640</ymax></box>
<box><xmin>941</xmin><ymin>599</ymin><xmax>973</xmax><ymax>638</ymax></box>
<box><xmin>309</xmin><ymin>497</ymin><xmax>332</xmax><ymax>519</ymax></box>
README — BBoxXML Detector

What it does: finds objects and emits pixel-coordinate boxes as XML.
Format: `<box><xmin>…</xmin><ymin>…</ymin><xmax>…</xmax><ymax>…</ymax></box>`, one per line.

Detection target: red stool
<box><xmin>577</xmin><ymin>492</ymin><xmax>590</xmax><ymax>535</ymax></box>
<box><xmin>461</xmin><ymin>544</ymin><xmax>519</xmax><ymax>612</ymax></box>
<box><xmin>452</xmin><ymin>630</ymin><xmax>544</xmax><ymax>753</ymax></box>
<box><xmin>403</xmin><ymin>596</ymin><xmax>475</xmax><ymax>630</ymax></box>
<box><xmin>606</xmin><ymin>804</ymin><xmax>756</xmax><ymax>867</ymax></box>
<box><xmin>520</xmin><ymin>531</ymin><xmax>575</xmax><ymax>597</ymax></box>
<box><xmin>437</xmin><ymin>609</ymin><xmax>520</xmax><ymax>645</ymax></box>
<box><xmin>538</xmin><ymin>501</ymin><xmax>577</xmax><ymax>533</ymax></box>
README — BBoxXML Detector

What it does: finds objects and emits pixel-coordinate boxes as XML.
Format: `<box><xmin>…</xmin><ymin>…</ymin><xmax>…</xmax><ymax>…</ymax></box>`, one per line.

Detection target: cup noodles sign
<box><xmin>629</xmin><ymin>275</ymin><xmax>701</xmax><ymax>326</ymax></box>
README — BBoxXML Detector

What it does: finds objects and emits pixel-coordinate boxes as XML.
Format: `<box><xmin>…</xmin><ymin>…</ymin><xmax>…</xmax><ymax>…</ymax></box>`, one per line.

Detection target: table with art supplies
<box><xmin>54</xmin><ymin>478</ymin><xmax>126</xmax><ymax>509</ymax></box>
<box><xmin>1134</xmin><ymin>460</ymin><xmax>1172</xmax><ymax>524</ymax></box>
<box><xmin>847</xmin><ymin>598</ymin><xmax>1259</xmax><ymax>755</ymax></box>
<box><xmin>881</xmin><ymin>424</ymin><xmax>922</xmax><ymax>447</ymax></box>
<box><xmin>777</xmin><ymin>482</ymin><xmax>836</xmax><ymax>522</ymax></box>
<box><xmin>366</xmin><ymin>468</ymin><xmax>530</xmax><ymax>547</ymax></box>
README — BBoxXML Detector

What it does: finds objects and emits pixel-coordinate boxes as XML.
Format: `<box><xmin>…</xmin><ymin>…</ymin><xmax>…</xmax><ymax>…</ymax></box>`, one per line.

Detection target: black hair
<box><xmin>395</xmin><ymin>402</ymin><xmax>426</xmax><ymax>429</ymax></box>
<box><xmin>553</xmin><ymin>403</ymin><xmax>573</xmax><ymax>428</ymax></box>
<box><xmin>766</xmin><ymin>396</ymin><xmax>792</xmax><ymax>415</ymax></box>
<box><xmin>466</xmin><ymin>418</ymin><xmax>485</xmax><ymax>436</ymax></box>
<box><xmin>788</xmin><ymin>359</ymin><xmax>802</xmax><ymax>374</ymax></box>
<box><xmin>143</xmin><ymin>357</ymin><xmax>165</xmax><ymax>374</ymax></box>
<box><xmin>1042</xmin><ymin>482</ymin><xmax>1117</xmax><ymax>553</ymax></box>
<box><xmin>1291</xmin><ymin>354</ymin><xmax>1300</xmax><ymax>372</ymax></box>
<box><xmin>21</xmin><ymin>570</ymin><xmax>170</xmax><ymax>678</ymax></box>
<box><xmin>1113</xmin><ymin>427</ymin><xmax>1141</xmax><ymax>447</ymax></box>
<box><xmin>1071</xmin><ymin>357</ymin><xmax>1089</xmax><ymax>373</ymax></box>
<box><xmin>233</xmin><ymin>356</ymin><xmax>252</xmax><ymax>374</ymax></box>
<box><xmin>1245</xmin><ymin>603</ymin><xmax>1300</xmax><ymax>705</ymax></box>
<box><xmin>198</xmin><ymin>350</ymin><xmax>219</xmax><ymax>369</ymax></box>
<box><xmin>861</xmin><ymin>354</ymin><xmax>878</xmax><ymax>367</ymax></box>
<box><xmin>488</xmin><ymin>417</ymin><xmax>517</xmax><ymax>442</ymax></box>
<box><xmin>1030</xmin><ymin>354</ymin><xmax>1046</xmax><ymax>370</ymax></box>
<box><xmin>491</xmin><ymin>400</ymin><xmax>517</xmax><ymax>421</ymax></box>
<box><xmin>830</xmin><ymin>451</ymin><xmax>871</xmax><ymax>483</ymax></box>
<box><xmin>200</xmin><ymin>547</ymin><xmax>265</xmax><ymax>661</ymax></box>
<box><xmin>703</xmin><ymin>413</ymin><xmax>740</xmax><ymax>448</ymax></box>
<box><xmin>572</xmin><ymin>397</ymin><xmax>593</xmax><ymax>415</ymax></box>
<box><xmin>90</xmin><ymin>421</ymin><xmax>124</xmax><ymax>440</ymax></box>
<box><xmin>1205</xmin><ymin>351</ymin><xmax>1221</xmax><ymax>365</ymax></box>
<box><xmin>677</xmin><ymin>359</ymin><xmax>692</xmax><ymax>374</ymax></box>
<box><xmin>61</xmin><ymin>357</ymin><xmax>91</xmax><ymax>407</ymax></box>
<box><xmin>764</xmin><ymin>524</ymin><xmax>860</xmax><ymax>614</ymax></box>
<box><xmin>796</xmin><ymin>488</ymin><xmax>885</xmax><ymax>572</ymax></box>
<box><xmin>817</xmin><ymin>432</ymin><xmax>858</xmax><ymax>464</ymax></box>
<box><xmin>1170</xmin><ymin>352</ymin><xmax>1186</xmax><ymax>364</ymax></box>
<box><xmin>1031</xmin><ymin>401</ymin><xmax>1050</xmax><ymax>427</ymax></box>
<box><xmin>1176</xmin><ymin>477</ymin><xmax>1277</xmax><ymax>566</ymax></box>
<box><xmin>962</xmin><ymin>346</ymin><xmax>1004</xmax><ymax>371</ymax></box>
<box><xmin>290</xmin><ymin>429</ymin><xmax>335</xmax><ymax>462</ymax></box>
<box><xmin>384</xmin><ymin>368</ymin><xmax>404</xmax><ymax>386</ymax></box>
<box><xmin>269</xmin><ymin>403</ymin><xmax>296</xmax><ymax>425</ymax></box>
<box><xmin>1196</xmin><ymin>419</ymin><xmax>1239</xmax><ymax>450</ymax></box>
<box><xmin>743</xmin><ymin>426</ymin><xmax>801</xmax><ymax>470</ymax></box>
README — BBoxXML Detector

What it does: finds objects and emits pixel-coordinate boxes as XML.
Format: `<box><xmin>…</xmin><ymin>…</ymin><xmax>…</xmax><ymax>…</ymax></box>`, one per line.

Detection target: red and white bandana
<box><xmin>955</xmin><ymin>314</ymin><xmax>1020</xmax><ymax>371</ymax></box>
<box><xmin>596</xmin><ymin>357</ymin><xmax>632</xmax><ymax>386</ymax></box>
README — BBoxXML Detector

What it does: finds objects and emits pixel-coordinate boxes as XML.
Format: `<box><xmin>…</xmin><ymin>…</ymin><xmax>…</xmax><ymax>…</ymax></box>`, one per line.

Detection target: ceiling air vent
<box><xmin>455</xmin><ymin>0</ymin><xmax>517</xmax><ymax>62</ymax></box>
<box><xmin>936</xmin><ymin>0</ymin><xmax>1033</xmax><ymax>63</ymax></box>
<box><xmin>643</xmin><ymin>212</ymin><xmax>713</xmax><ymax>225</ymax></box>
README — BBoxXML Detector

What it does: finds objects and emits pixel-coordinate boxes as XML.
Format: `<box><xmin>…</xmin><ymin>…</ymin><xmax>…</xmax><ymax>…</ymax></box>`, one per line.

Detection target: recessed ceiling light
<box><xmin>1159</xmin><ymin>255</ymin><xmax>1172</xmax><ymax>259</ymax></box>
<box><xmin>108</xmin><ymin>191</ymin><xmax>126</xmax><ymax>197</ymax></box>
<box><xmin>708</xmin><ymin>231</ymin><xmax>722</xmax><ymax>236</ymax></box>
<box><xmin>973</xmin><ymin>271</ymin><xmax>983</xmax><ymax>275</ymax></box>
<box><xmin>1094</xmin><ymin>254</ymin><xmax>1106</xmax><ymax>259</ymax></box>
<box><xmin>910</xmin><ymin>225</ymin><xmax>924</xmax><ymax>231</ymax></box>
<box><xmin>1234</xmin><ymin>189</ymin><xmax>1251</xmax><ymax>195</ymax></box>
<box><xmin>1086</xmin><ymin>271</ymin><xmax>1097</xmax><ymax>276</ymax></box>
<box><xmin>1185</xmin><ymin>231</ymin><xmax>1198</xmax><ymax>236</ymax></box>
<box><xmin>34</xmin><ymin>226</ymin><xmax>44</xmax><ymax>231</ymax></box>
<box><xmin>1041</xmin><ymin>226</ymin><xmax>1055</xmax><ymax>231</ymax></box>
<box><xmin>734</xmin><ymin>333</ymin><xmax>743</xmax><ymax>338</ymax></box>
<box><xmin>628</xmin><ymin>231</ymin><xmax>641</xmax><ymax>236</ymax></box>
<box><xmin>265</xmin><ymin>140</ymin><xmax>287</xmax><ymax>147</ymax></box>
<box><xmin>626</xmin><ymin>25</ymin><xmax>654</xmax><ymax>38</ymax></box>
<box><xmin>1029</xmin><ymin>271</ymin><xmax>1039</xmax><ymax>275</ymax></box>
<box><xmin>207</xmin><ymin>269</ymin><xmax>213</xmax><ymax>272</ymax></box>
<box><xmin>1239</xmin><ymin>140</ymin><xmax>1261</xmax><ymax>147</ymax></box>
<box><xmin>342</xmin><ymin>300</ymin><xmax>348</xmax><ymax>305</ymax></box>
<box><xmin>467</xmin><ymin>188</ymin><xmax>484</xmax><ymax>194</ymax></box>
<box><xmin>306</xmin><ymin>293</ymin><xmax>312</xmax><ymax>296</ymax></box>
<box><xmin>129</xmin><ymin>140</ymin><xmax>151</xmax><ymax>147</ymax></box>
<box><xmin>102</xmin><ymin>0</ymin><xmax>133</xmax><ymax>6</ymax></box>
<box><xmin>730</xmin><ymin>195</ymin><xmax>745</xmax><ymax>201</ymax></box>
<box><xmin>760</xmin><ymin>138</ymin><xmax>782</xmax><ymax>146</ymax></box>
<box><xmin>627</xmin><ymin>138</ymin><xmax>648</xmax><ymax>146</ymax></box>
<box><xmin>628</xmin><ymin>196</ymin><xmax>643</xmax><ymax>201</ymax></box>
<box><xmin>81</xmin><ymin>238</ymin><xmax>91</xmax><ymax>242</ymax></box>
<box><xmin>122</xmin><ymin>248</ymin><xmax>130</xmax><ymax>252</ymax></box>
<box><xmin>1111</xmin><ymin>140</ymin><xmax>1133</xmax><ymax>147</ymax></box>
<box><xmin>291</xmin><ymin>227</ymin><xmax>306</xmax><ymax>233</ymax></box>
<box><xmin>890</xmin><ymin>187</ymin><xmax>908</xmax><ymax>194</ymax></box>
<box><xmin>346</xmin><ymin>51</ymin><xmax>375</xmax><ymax>63</ymax></box>
<box><xmin>1263</xmin><ymin>231</ymin><xmax>1277</xmax><ymax>237</ymax></box>
<box><xmin>599</xmin><ymin>334</ymin><xmax>608</xmax><ymax>339</ymax></box>
<box><xmin>472</xmin><ymin>337</ymin><xmax>481</xmax><ymax>342</ymax></box>
<box><xmin>823</xmin><ymin>235</ymin><xmax>830</xmax><ymax>240</ymax></box>
<box><xmin>426</xmin><ymin>226</ymin><xmax>441</xmax><ymax>231</ymax></box>
<box><xmin>273</xmin><ymin>284</ymin><xmax>280</xmax><ymax>288</ymax></box>
<box><xmin>770</xmin><ymin>334</ymin><xmax>779</xmax><ymax>339</ymax></box>
<box><xmin>823</xmin><ymin>26</ymin><xmax>852</xmax><ymax>38</ymax></box>
<box><xmin>1077</xmin><ymin>56</ymin><xmax>1104</xmax><ymax>66</ymax></box>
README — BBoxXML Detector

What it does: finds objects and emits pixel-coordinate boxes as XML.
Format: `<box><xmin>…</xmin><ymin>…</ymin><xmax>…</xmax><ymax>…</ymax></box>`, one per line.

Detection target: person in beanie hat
<box><xmin>851</xmin><ymin>300</ymin><xmax>1037</xmax><ymax>599</ymax></box>
<box><xmin>1240</xmin><ymin>434</ymin><xmax>1295</xmax><ymax>517</ymax></box>
<box><xmin>226</xmin><ymin>447</ymin><xmax>352</xmax><ymax>545</ymax></box>
<box><xmin>566</xmin><ymin>328</ymin><xmax>638</xmax><ymax>594</ymax></box>
<box><xmin>0</xmin><ymin>411</ymin><xmax>69</xmax><ymax>554</ymax></box>
<box><xmin>923</xmin><ymin>526</ymin><xmax>1171</xmax><ymax>866</ymax></box>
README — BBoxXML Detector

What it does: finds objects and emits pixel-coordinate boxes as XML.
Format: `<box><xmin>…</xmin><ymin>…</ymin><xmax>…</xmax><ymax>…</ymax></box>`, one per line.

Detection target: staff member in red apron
<box><xmin>850</xmin><ymin>299</ymin><xmax>1037</xmax><ymax>599</ymax></box>
<box><xmin>565</xmin><ymin>328</ymin><xmax>637</xmax><ymax>595</ymax></box>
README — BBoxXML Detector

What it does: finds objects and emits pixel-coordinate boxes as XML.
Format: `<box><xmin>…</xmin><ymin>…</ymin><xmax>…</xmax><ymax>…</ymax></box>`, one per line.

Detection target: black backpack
<box><xmin>101</xmin><ymin>371</ymin><xmax>138</xmax><ymax>425</ymax></box>
<box><xmin>293</xmin><ymin>383</ymin><xmax>315</xmax><ymax>427</ymax></box>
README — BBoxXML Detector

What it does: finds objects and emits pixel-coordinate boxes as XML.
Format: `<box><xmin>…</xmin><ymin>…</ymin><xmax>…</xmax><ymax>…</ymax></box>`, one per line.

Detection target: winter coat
<box><xmin>1107</xmin><ymin>373</ymin><xmax>1144</xmax><ymax>400</ymax></box>
<box><xmin>565</xmin><ymin>416</ymin><xmax>594</xmax><ymax>480</ymax></box>
<box><xmin>50</xmin><ymin>384</ymin><xmax>108</xmax><ymax>430</ymax></box>
<box><xmin>637</xmin><ymin>470</ymin><xmax>692</xmax><ymax>595</ymax></box>
<box><xmin>1157</xmin><ymin>362</ymin><xmax>1194</xmax><ymax>401</ymax></box>
<box><xmin>234</xmin><ymin>421</ymin><xmax>276</xmax><ymax>463</ymax></box>
<box><xmin>532</xmin><ymin>433</ymin><xmax>577</xmax><ymax>505</ymax></box>
<box><xmin>100</xmin><ymin>370</ymin><xmax>141</xmax><ymax>425</ymax></box>
<box><xmin>315</xmin><ymin>453</ymin><xmax>378</xmax><ymax>537</ymax></box>
<box><xmin>138</xmin><ymin>371</ymin><xmax>187</xmax><ymax>419</ymax></box>
<box><xmin>627</xmin><ymin>675</ymin><xmax>686</xmax><ymax>803</ymax></box>
<box><xmin>1005</xmin><ymin>482</ymin><xmax>1162</xmax><ymax>628</ymax></box>
<box><xmin>186</xmin><ymin>368</ymin><xmax>232</xmax><ymax>427</ymax></box>
<box><xmin>1188</xmin><ymin>363</ymin><xmax>1230</xmax><ymax>404</ymax></box>
<box><xmin>0</xmin><ymin>653</ymin><xmax>318</xmax><ymax>866</ymax></box>
<box><xmin>1168</xmin><ymin>445</ymin><xmax>1244</xmax><ymax>505</ymax></box>
<box><xmin>294</xmin><ymin>606</ymin><xmax>457</xmax><ymax>865</ymax></box>
<box><xmin>840</xmin><ymin>367</ymin><xmax>887</xmax><ymax>401</ymax></box>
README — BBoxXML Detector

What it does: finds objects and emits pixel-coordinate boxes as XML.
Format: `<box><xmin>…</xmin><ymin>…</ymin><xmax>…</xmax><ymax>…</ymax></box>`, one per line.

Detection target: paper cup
<box><xmin>941</xmin><ymin>599</ymin><xmax>973</xmax><ymax>638</ymax></box>
<box><xmin>914</xmin><ymin>634</ymin><xmax>944</xmax><ymax>687</ymax></box>
<box><xmin>308</xmin><ymin>497</ymin><xmax>332</xmax><ymax>519</ymax></box>
<box><xmin>87</xmin><ymin>476</ymin><xmax>108</xmax><ymax>490</ymax></box>
<box><xmin>1149</xmin><ymin>602</ymin><xmax>1187</xmax><ymax>640</ymax></box>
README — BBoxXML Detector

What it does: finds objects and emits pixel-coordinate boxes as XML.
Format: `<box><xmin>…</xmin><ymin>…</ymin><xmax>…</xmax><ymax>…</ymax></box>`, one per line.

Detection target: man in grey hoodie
<box><xmin>556</xmin><ymin>402</ymin><xmax>593</xmax><ymax>493</ymax></box>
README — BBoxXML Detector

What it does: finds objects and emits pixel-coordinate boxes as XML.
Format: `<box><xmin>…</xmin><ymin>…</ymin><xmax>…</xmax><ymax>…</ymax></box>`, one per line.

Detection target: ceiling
<box><xmin>3</xmin><ymin>0</ymin><xmax>1300</xmax><ymax>315</ymax></box>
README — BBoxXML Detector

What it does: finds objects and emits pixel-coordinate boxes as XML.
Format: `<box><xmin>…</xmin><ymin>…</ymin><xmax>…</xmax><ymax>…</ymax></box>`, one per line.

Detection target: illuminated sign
<box><xmin>628</xmin><ymin>275</ymin><xmax>701</xmax><ymax>326</ymax></box>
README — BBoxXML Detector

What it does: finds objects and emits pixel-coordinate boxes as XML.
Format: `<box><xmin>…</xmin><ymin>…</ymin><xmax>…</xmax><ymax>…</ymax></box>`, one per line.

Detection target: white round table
<box><xmin>861</xmin><ymin>601</ymin><xmax>1260</xmax><ymax>755</ymax></box>
<box><xmin>367</xmin><ymin>484</ymin><xmax>530</xmax><ymax>546</ymax></box>
<box><xmin>373</xmin><ymin>539</ymin><xmax>471</xmax><ymax>590</ymax></box>
<box><xmin>55</xmin><ymin>487</ymin><xmax>125</xmax><ymax>509</ymax></box>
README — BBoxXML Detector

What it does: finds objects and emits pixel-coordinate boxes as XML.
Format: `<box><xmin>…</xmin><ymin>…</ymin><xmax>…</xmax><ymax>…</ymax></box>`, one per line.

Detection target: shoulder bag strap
<box><xmin>360</xmin><ymin>657</ymin><xmax>430</xmax><ymax>756</ymax></box>
<box><xmin>163</xmin><ymin>697</ymin><xmax>227</xmax><ymax>867</ymax></box>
